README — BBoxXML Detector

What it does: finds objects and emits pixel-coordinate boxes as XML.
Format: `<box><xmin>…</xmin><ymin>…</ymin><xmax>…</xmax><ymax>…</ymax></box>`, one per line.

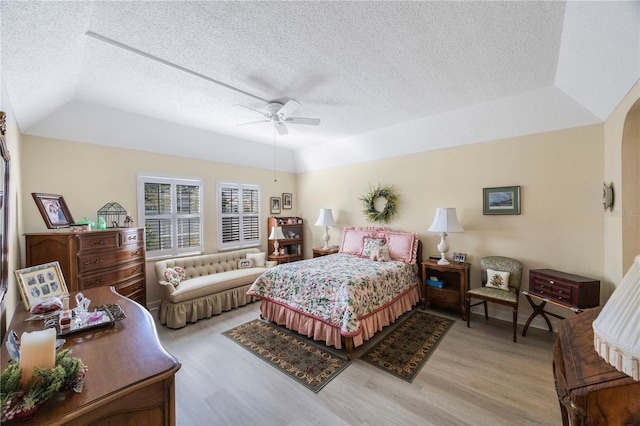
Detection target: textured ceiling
<box><xmin>1</xmin><ymin>1</ymin><xmax>638</xmax><ymax>171</ymax></box>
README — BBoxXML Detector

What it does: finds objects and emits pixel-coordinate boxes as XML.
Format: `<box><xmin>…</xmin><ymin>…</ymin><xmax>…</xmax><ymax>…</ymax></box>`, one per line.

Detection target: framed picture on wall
<box><xmin>282</xmin><ymin>193</ymin><xmax>292</xmax><ymax>209</ymax></box>
<box><xmin>483</xmin><ymin>186</ymin><xmax>521</xmax><ymax>215</ymax></box>
<box><xmin>270</xmin><ymin>197</ymin><xmax>281</xmax><ymax>214</ymax></box>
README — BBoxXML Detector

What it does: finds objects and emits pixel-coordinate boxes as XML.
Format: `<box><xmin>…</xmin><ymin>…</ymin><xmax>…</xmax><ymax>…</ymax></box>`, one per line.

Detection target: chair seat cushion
<box><xmin>467</xmin><ymin>286</ymin><xmax>518</xmax><ymax>303</ymax></box>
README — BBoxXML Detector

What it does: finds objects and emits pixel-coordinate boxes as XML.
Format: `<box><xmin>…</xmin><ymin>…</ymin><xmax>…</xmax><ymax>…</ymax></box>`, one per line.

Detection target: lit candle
<box><xmin>19</xmin><ymin>328</ymin><xmax>56</xmax><ymax>385</ymax></box>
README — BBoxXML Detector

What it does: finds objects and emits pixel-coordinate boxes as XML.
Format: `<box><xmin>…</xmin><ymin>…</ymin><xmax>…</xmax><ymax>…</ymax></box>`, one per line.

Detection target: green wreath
<box><xmin>359</xmin><ymin>184</ymin><xmax>398</xmax><ymax>224</ymax></box>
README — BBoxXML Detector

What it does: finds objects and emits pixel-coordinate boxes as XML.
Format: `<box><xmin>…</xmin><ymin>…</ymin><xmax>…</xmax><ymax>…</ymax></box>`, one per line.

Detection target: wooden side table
<box><xmin>312</xmin><ymin>247</ymin><xmax>339</xmax><ymax>258</ymax></box>
<box><xmin>421</xmin><ymin>260</ymin><xmax>471</xmax><ymax>320</ymax></box>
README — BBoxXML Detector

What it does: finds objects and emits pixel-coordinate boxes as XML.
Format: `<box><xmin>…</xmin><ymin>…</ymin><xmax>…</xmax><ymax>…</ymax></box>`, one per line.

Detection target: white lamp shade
<box><xmin>268</xmin><ymin>226</ymin><xmax>285</xmax><ymax>240</ymax></box>
<box><xmin>428</xmin><ymin>208</ymin><xmax>464</xmax><ymax>233</ymax></box>
<box><xmin>593</xmin><ymin>254</ymin><xmax>640</xmax><ymax>381</ymax></box>
<box><xmin>314</xmin><ymin>208</ymin><xmax>336</xmax><ymax>227</ymax></box>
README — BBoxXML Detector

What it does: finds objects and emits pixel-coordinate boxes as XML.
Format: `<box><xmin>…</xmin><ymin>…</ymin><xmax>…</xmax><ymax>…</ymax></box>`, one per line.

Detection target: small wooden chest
<box><xmin>529</xmin><ymin>269</ymin><xmax>600</xmax><ymax>309</ymax></box>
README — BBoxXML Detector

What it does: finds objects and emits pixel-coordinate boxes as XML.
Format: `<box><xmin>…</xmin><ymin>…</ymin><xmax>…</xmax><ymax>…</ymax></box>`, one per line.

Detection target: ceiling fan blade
<box><xmin>284</xmin><ymin>117</ymin><xmax>321</xmax><ymax>126</ymax></box>
<box><xmin>274</xmin><ymin>121</ymin><xmax>289</xmax><ymax>135</ymax></box>
<box><xmin>237</xmin><ymin>119</ymin><xmax>270</xmax><ymax>127</ymax></box>
<box><xmin>277</xmin><ymin>99</ymin><xmax>301</xmax><ymax>118</ymax></box>
<box><xmin>233</xmin><ymin>104</ymin><xmax>268</xmax><ymax>117</ymax></box>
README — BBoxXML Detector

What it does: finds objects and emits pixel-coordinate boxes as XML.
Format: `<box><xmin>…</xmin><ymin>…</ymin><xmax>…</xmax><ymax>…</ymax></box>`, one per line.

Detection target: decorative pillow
<box><xmin>485</xmin><ymin>268</ymin><xmax>511</xmax><ymax>291</ymax></box>
<box><xmin>237</xmin><ymin>259</ymin><xmax>254</xmax><ymax>269</ymax></box>
<box><xmin>377</xmin><ymin>231</ymin><xmax>419</xmax><ymax>264</ymax></box>
<box><xmin>339</xmin><ymin>228</ymin><xmax>375</xmax><ymax>255</ymax></box>
<box><xmin>370</xmin><ymin>244</ymin><xmax>391</xmax><ymax>262</ymax></box>
<box><xmin>361</xmin><ymin>237</ymin><xmax>386</xmax><ymax>258</ymax></box>
<box><xmin>163</xmin><ymin>267</ymin><xmax>186</xmax><ymax>287</ymax></box>
<box><xmin>246</xmin><ymin>252</ymin><xmax>266</xmax><ymax>267</ymax></box>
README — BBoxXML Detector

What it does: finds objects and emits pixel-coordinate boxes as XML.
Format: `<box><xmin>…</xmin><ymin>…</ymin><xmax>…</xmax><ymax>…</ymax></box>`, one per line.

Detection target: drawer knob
<box><xmin>131</xmin><ymin>266</ymin><xmax>142</xmax><ymax>274</ymax></box>
<box><xmin>550</xmin><ymin>280</ymin><xmax>555</xmax><ymax>284</ymax></box>
<box><xmin>90</xmin><ymin>239</ymin><xmax>106</xmax><ymax>246</ymax></box>
<box><xmin>85</xmin><ymin>258</ymin><xmax>103</xmax><ymax>265</ymax></box>
<box><xmin>85</xmin><ymin>279</ymin><xmax>102</xmax><ymax>287</ymax></box>
<box><xmin>128</xmin><ymin>235</ymin><xmax>137</xmax><ymax>241</ymax></box>
<box><xmin>130</xmin><ymin>250</ymin><xmax>141</xmax><ymax>257</ymax></box>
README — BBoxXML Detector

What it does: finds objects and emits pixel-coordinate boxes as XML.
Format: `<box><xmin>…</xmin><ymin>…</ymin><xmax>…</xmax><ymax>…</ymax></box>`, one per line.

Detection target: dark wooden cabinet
<box><xmin>553</xmin><ymin>308</ymin><xmax>640</xmax><ymax>425</ymax></box>
<box><xmin>421</xmin><ymin>260</ymin><xmax>470</xmax><ymax>320</ymax></box>
<box><xmin>25</xmin><ymin>228</ymin><xmax>146</xmax><ymax>306</ymax></box>
<box><xmin>267</xmin><ymin>217</ymin><xmax>304</xmax><ymax>262</ymax></box>
<box><xmin>529</xmin><ymin>269</ymin><xmax>600</xmax><ymax>308</ymax></box>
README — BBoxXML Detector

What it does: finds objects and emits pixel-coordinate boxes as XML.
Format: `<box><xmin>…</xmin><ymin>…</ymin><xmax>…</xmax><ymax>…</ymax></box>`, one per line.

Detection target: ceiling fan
<box><xmin>235</xmin><ymin>99</ymin><xmax>320</xmax><ymax>135</ymax></box>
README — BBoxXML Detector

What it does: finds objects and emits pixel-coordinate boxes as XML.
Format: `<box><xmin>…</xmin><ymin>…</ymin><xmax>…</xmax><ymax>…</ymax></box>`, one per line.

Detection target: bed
<box><xmin>247</xmin><ymin>227</ymin><xmax>422</xmax><ymax>359</ymax></box>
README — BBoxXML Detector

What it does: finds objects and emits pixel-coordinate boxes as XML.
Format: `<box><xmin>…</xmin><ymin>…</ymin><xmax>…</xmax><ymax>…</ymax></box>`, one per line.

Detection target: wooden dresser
<box><xmin>529</xmin><ymin>269</ymin><xmax>600</xmax><ymax>308</ymax></box>
<box><xmin>553</xmin><ymin>308</ymin><xmax>640</xmax><ymax>425</ymax></box>
<box><xmin>25</xmin><ymin>228</ymin><xmax>146</xmax><ymax>306</ymax></box>
<box><xmin>1</xmin><ymin>286</ymin><xmax>180</xmax><ymax>425</ymax></box>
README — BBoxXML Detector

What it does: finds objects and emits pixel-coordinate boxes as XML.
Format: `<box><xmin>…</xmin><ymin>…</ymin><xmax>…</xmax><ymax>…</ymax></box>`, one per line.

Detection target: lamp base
<box><xmin>272</xmin><ymin>241</ymin><xmax>280</xmax><ymax>256</ymax></box>
<box><xmin>437</xmin><ymin>254</ymin><xmax>450</xmax><ymax>265</ymax></box>
<box><xmin>436</xmin><ymin>232</ymin><xmax>450</xmax><ymax>265</ymax></box>
<box><xmin>322</xmin><ymin>227</ymin><xmax>331</xmax><ymax>250</ymax></box>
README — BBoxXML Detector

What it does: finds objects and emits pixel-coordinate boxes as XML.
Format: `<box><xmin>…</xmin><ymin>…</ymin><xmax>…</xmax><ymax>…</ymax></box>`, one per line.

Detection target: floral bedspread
<box><xmin>247</xmin><ymin>253</ymin><xmax>420</xmax><ymax>335</ymax></box>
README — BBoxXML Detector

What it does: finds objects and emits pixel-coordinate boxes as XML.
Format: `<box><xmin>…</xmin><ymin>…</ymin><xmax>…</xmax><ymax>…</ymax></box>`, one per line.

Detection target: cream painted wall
<box><xmin>19</xmin><ymin>136</ymin><xmax>297</xmax><ymax>306</ymax></box>
<box><xmin>604</xmin><ymin>80</ymin><xmax>640</xmax><ymax>298</ymax></box>
<box><xmin>298</xmin><ymin>125</ymin><xmax>604</xmax><ymax>329</ymax></box>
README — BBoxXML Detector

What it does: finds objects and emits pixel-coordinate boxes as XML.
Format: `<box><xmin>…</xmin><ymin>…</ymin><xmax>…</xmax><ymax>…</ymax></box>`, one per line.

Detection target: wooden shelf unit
<box><xmin>267</xmin><ymin>217</ymin><xmax>304</xmax><ymax>262</ymax></box>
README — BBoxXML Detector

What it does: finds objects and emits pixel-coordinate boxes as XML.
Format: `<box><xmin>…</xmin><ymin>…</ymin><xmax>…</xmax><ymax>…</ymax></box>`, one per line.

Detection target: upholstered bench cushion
<box><xmin>166</xmin><ymin>267</ymin><xmax>268</xmax><ymax>303</ymax></box>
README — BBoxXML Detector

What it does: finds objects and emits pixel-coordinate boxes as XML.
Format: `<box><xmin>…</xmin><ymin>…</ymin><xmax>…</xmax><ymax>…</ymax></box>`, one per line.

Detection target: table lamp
<box><xmin>268</xmin><ymin>226</ymin><xmax>285</xmax><ymax>256</ymax></box>
<box><xmin>314</xmin><ymin>208</ymin><xmax>336</xmax><ymax>250</ymax></box>
<box><xmin>428</xmin><ymin>207</ymin><xmax>464</xmax><ymax>265</ymax></box>
<box><xmin>593</xmin><ymin>254</ymin><xmax>640</xmax><ymax>380</ymax></box>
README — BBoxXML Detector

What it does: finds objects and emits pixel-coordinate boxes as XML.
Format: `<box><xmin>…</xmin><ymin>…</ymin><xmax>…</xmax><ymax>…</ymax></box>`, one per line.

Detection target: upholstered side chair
<box><xmin>466</xmin><ymin>256</ymin><xmax>524</xmax><ymax>342</ymax></box>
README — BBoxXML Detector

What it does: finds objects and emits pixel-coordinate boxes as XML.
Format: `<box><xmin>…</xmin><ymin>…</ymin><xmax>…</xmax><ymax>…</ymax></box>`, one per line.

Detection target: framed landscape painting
<box><xmin>483</xmin><ymin>186</ymin><xmax>521</xmax><ymax>215</ymax></box>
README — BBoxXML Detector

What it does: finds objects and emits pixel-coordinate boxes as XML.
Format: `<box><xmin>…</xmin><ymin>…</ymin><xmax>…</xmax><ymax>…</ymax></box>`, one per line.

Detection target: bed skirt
<box><xmin>258</xmin><ymin>285</ymin><xmax>420</xmax><ymax>349</ymax></box>
<box><xmin>159</xmin><ymin>285</ymin><xmax>257</xmax><ymax>328</ymax></box>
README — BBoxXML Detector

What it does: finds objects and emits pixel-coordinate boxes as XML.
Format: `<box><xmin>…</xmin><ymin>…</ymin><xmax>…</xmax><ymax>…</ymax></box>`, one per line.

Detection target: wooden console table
<box><xmin>1</xmin><ymin>286</ymin><xmax>181</xmax><ymax>425</ymax></box>
<box><xmin>522</xmin><ymin>269</ymin><xmax>599</xmax><ymax>336</ymax></box>
<box><xmin>553</xmin><ymin>308</ymin><xmax>640</xmax><ymax>425</ymax></box>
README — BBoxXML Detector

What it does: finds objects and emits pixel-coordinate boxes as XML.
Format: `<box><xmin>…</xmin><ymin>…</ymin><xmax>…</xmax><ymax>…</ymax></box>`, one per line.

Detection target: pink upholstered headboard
<box><xmin>338</xmin><ymin>226</ymin><xmax>421</xmax><ymax>264</ymax></box>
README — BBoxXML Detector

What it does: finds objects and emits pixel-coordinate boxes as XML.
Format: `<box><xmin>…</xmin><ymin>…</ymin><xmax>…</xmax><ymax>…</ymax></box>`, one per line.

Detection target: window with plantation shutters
<box><xmin>137</xmin><ymin>175</ymin><xmax>203</xmax><ymax>258</ymax></box>
<box><xmin>217</xmin><ymin>182</ymin><xmax>261</xmax><ymax>250</ymax></box>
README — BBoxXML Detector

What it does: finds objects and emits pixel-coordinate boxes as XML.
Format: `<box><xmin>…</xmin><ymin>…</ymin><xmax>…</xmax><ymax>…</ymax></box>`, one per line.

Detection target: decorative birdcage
<box><xmin>97</xmin><ymin>202</ymin><xmax>128</xmax><ymax>228</ymax></box>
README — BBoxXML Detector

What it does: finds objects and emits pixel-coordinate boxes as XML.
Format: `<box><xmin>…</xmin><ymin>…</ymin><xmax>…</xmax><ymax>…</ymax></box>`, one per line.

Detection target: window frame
<box><xmin>217</xmin><ymin>181</ymin><xmax>262</xmax><ymax>251</ymax></box>
<box><xmin>137</xmin><ymin>174</ymin><xmax>204</xmax><ymax>260</ymax></box>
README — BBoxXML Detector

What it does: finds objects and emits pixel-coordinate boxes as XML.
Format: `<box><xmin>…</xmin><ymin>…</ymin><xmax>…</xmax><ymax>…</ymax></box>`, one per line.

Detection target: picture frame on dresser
<box><xmin>15</xmin><ymin>261</ymin><xmax>69</xmax><ymax>309</ymax></box>
<box><xmin>483</xmin><ymin>186</ymin><xmax>521</xmax><ymax>215</ymax></box>
<box><xmin>32</xmin><ymin>192</ymin><xmax>75</xmax><ymax>228</ymax></box>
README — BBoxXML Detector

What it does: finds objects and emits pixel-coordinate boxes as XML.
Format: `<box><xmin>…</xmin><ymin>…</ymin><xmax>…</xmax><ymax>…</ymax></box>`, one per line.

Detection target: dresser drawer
<box><xmin>78</xmin><ymin>261</ymin><xmax>145</xmax><ymax>290</ymax></box>
<box><xmin>115</xmin><ymin>278</ymin><xmax>145</xmax><ymax>297</ymax></box>
<box><xmin>77</xmin><ymin>245</ymin><xmax>145</xmax><ymax>274</ymax></box>
<box><xmin>120</xmin><ymin>228</ymin><xmax>144</xmax><ymax>247</ymax></box>
<box><xmin>76</xmin><ymin>232</ymin><xmax>119</xmax><ymax>252</ymax></box>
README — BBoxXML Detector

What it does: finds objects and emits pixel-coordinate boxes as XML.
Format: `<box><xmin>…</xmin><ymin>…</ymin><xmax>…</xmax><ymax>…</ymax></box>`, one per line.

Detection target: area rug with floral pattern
<box><xmin>222</xmin><ymin>319</ymin><xmax>350</xmax><ymax>393</ymax></box>
<box><xmin>360</xmin><ymin>310</ymin><xmax>455</xmax><ymax>382</ymax></box>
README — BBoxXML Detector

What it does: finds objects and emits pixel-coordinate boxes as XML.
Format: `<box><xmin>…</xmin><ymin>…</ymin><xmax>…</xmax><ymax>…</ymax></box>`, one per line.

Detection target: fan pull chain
<box><xmin>273</xmin><ymin>126</ymin><xmax>278</xmax><ymax>182</ymax></box>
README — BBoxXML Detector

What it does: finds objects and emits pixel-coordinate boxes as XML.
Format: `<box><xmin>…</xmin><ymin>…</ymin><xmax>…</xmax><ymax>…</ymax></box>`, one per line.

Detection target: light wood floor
<box><xmin>154</xmin><ymin>303</ymin><xmax>561</xmax><ymax>426</ymax></box>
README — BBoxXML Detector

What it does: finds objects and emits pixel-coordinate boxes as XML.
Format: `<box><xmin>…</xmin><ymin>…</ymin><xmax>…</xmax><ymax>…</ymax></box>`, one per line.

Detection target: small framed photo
<box><xmin>270</xmin><ymin>197</ymin><xmax>281</xmax><ymax>214</ymax></box>
<box><xmin>237</xmin><ymin>259</ymin><xmax>253</xmax><ymax>269</ymax></box>
<box><xmin>15</xmin><ymin>261</ymin><xmax>69</xmax><ymax>310</ymax></box>
<box><xmin>483</xmin><ymin>186</ymin><xmax>521</xmax><ymax>215</ymax></box>
<box><xmin>282</xmin><ymin>193</ymin><xmax>292</xmax><ymax>209</ymax></box>
<box><xmin>453</xmin><ymin>252</ymin><xmax>467</xmax><ymax>263</ymax></box>
<box><xmin>32</xmin><ymin>192</ymin><xmax>75</xmax><ymax>228</ymax></box>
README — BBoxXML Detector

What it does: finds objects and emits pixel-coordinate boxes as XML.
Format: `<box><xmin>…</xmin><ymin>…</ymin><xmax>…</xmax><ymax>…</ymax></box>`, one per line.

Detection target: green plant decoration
<box><xmin>1</xmin><ymin>349</ymin><xmax>87</xmax><ymax>422</ymax></box>
<box><xmin>359</xmin><ymin>184</ymin><xmax>398</xmax><ymax>224</ymax></box>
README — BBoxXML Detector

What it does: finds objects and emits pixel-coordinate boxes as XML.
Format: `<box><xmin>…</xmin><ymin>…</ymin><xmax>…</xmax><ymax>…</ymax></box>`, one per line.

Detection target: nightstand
<box><xmin>422</xmin><ymin>260</ymin><xmax>470</xmax><ymax>320</ymax></box>
<box><xmin>312</xmin><ymin>247</ymin><xmax>339</xmax><ymax>258</ymax></box>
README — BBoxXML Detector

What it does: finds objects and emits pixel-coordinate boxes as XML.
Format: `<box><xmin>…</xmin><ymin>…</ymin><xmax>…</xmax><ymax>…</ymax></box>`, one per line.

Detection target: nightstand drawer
<box><xmin>426</xmin><ymin>287</ymin><xmax>460</xmax><ymax>304</ymax></box>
